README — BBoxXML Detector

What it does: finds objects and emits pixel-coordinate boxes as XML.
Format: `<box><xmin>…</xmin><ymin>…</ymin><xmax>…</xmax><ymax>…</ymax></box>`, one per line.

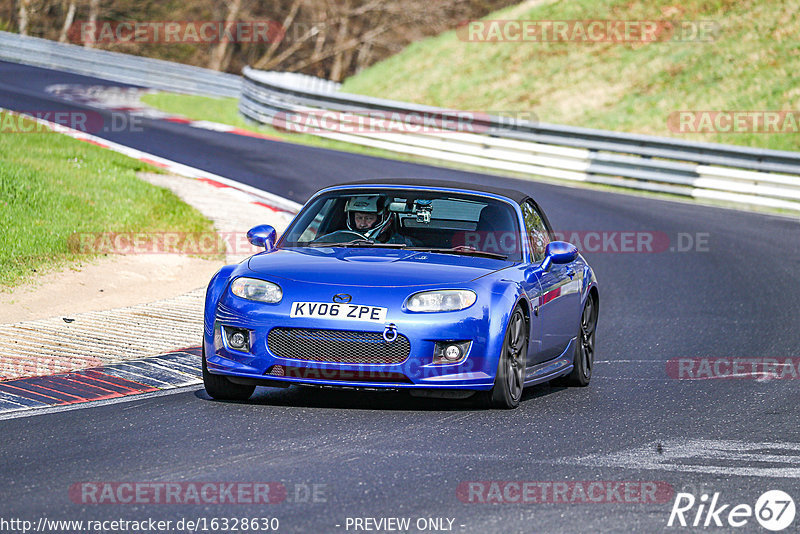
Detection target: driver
<box><xmin>345</xmin><ymin>195</ymin><xmax>392</xmax><ymax>241</ymax></box>
<box><xmin>353</xmin><ymin>211</ymin><xmax>379</xmax><ymax>231</ymax></box>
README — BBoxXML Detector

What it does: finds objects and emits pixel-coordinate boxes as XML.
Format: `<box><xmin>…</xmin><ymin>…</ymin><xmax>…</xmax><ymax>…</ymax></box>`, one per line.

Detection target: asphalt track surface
<box><xmin>1</xmin><ymin>60</ymin><xmax>800</xmax><ymax>533</ymax></box>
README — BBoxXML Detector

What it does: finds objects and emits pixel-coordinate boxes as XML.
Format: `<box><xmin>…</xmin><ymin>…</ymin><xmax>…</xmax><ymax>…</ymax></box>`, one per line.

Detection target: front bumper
<box><xmin>205</xmin><ymin>288</ymin><xmax>501</xmax><ymax>391</ymax></box>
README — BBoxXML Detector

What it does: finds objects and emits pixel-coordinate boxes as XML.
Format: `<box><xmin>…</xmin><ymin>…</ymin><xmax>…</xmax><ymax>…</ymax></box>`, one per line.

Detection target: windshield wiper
<box><xmin>308</xmin><ymin>239</ymin><xmax>407</xmax><ymax>248</ymax></box>
<box><xmin>407</xmin><ymin>246</ymin><xmax>508</xmax><ymax>260</ymax></box>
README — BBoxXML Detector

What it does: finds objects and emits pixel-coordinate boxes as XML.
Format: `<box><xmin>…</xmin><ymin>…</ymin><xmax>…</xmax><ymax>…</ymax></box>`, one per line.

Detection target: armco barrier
<box><xmin>0</xmin><ymin>31</ymin><xmax>240</xmax><ymax>97</ymax></box>
<box><xmin>240</xmin><ymin>66</ymin><xmax>800</xmax><ymax>213</ymax></box>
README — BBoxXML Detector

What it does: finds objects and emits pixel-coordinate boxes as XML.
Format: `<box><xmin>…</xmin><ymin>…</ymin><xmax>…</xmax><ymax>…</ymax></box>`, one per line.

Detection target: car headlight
<box><xmin>230</xmin><ymin>277</ymin><xmax>282</xmax><ymax>303</ymax></box>
<box><xmin>405</xmin><ymin>290</ymin><xmax>476</xmax><ymax>312</ymax></box>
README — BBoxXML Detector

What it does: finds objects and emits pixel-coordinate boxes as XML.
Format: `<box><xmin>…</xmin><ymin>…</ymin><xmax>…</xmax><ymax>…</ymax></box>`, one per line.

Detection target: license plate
<box><xmin>290</xmin><ymin>302</ymin><xmax>387</xmax><ymax>323</ymax></box>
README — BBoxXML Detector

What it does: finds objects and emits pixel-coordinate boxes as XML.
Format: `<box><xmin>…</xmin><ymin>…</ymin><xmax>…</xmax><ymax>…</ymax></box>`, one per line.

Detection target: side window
<box><xmin>522</xmin><ymin>201</ymin><xmax>550</xmax><ymax>262</ymax></box>
<box><xmin>298</xmin><ymin>198</ymin><xmax>337</xmax><ymax>242</ymax></box>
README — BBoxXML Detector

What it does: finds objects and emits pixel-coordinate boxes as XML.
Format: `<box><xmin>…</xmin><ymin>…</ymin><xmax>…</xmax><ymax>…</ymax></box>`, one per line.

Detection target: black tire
<box><xmin>479</xmin><ymin>307</ymin><xmax>528</xmax><ymax>409</ymax></box>
<box><xmin>559</xmin><ymin>294</ymin><xmax>597</xmax><ymax>387</ymax></box>
<box><xmin>202</xmin><ymin>341</ymin><xmax>255</xmax><ymax>401</ymax></box>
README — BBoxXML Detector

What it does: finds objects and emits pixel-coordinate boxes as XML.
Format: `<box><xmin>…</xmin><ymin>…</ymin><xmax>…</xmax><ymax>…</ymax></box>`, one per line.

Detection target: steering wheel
<box><xmin>310</xmin><ymin>230</ymin><xmax>368</xmax><ymax>244</ymax></box>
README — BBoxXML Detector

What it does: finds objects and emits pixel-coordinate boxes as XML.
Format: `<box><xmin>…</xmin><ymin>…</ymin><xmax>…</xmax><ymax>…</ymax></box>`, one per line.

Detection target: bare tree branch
<box><xmin>84</xmin><ymin>0</ymin><xmax>99</xmax><ymax>48</ymax></box>
<box><xmin>284</xmin><ymin>24</ymin><xmax>392</xmax><ymax>74</ymax></box>
<box><xmin>13</xmin><ymin>0</ymin><xmax>517</xmax><ymax>78</ymax></box>
<box><xmin>58</xmin><ymin>0</ymin><xmax>76</xmax><ymax>43</ymax></box>
<box><xmin>208</xmin><ymin>0</ymin><xmax>243</xmax><ymax>71</ymax></box>
<box><xmin>254</xmin><ymin>0</ymin><xmax>302</xmax><ymax>69</ymax></box>
<box><xmin>18</xmin><ymin>0</ymin><xmax>31</xmax><ymax>35</ymax></box>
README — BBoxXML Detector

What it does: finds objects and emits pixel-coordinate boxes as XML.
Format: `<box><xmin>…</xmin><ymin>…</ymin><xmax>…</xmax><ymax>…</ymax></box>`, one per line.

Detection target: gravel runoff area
<box><xmin>0</xmin><ymin>173</ymin><xmax>294</xmax><ymax>381</ymax></box>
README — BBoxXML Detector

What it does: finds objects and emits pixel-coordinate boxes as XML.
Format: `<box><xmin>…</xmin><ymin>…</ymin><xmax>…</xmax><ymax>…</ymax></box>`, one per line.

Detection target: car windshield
<box><xmin>280</xmin><ymin>188</ymin><xmax>523</xmax><ymax>261</ymax></box>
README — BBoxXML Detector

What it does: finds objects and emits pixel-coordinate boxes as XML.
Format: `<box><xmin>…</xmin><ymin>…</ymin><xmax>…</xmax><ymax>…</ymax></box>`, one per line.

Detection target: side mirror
<box><xmin>247</xmin><ymin>224</ymin><xmax>277</xmax><ymax>252</ymax></box>
<box><xmin>540</xmin><ymin>241</ymin><xmax>578</xmax><ymax>271</ymax></box>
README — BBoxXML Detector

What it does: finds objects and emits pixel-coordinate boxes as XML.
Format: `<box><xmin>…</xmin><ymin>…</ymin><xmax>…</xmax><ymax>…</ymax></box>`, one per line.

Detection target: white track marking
<box><xmin>565</xmin><ymin>439</ymin><xmax>800</xmax><ymax>478</ymax></box>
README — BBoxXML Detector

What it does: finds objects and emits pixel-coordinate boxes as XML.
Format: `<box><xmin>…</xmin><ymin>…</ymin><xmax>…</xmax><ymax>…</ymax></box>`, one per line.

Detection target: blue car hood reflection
<box><xmin>246</xmin><ymin>247</ymin><xmax>513</xmax><ymax>287</ymax></box>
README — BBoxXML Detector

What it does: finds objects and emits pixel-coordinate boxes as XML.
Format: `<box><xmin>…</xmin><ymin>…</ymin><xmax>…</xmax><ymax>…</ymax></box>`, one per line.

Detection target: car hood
<box><xmin>246</xmin><ymin>247</ymin><xmax>513</xmax><ymax>287</ymax></box>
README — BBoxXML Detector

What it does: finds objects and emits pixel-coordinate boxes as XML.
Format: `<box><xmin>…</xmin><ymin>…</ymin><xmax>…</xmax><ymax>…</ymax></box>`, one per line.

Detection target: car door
<box><xmin>538</xmin><ymin>259</ymin><xmax>581</xmax><ymax>361</ymax></box>
<box><xmin>521</xmin><ymin>201</ymin><xmax>579</xmax><ymax>364</ymax></box>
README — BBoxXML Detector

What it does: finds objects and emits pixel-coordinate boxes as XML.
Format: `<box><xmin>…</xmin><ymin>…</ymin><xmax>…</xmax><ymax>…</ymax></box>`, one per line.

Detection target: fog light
<box><xmin>230</xmin><ymin>332</ymin><xmax>246</xmax><ymax>349</ymax></box>
<box><xmin>222</xmin><ymin>326</ymin><xmax>250</xmax><ymax>352</ymax></box>
<box><xmin>444</xmin><ymin>345</ymin><xmax>462</xmax><ymax>361</ymax></box>
<box><xmin>433</xmin><ymin>341</ymin><xmax>471</xmax><ymax>364</ymax></box>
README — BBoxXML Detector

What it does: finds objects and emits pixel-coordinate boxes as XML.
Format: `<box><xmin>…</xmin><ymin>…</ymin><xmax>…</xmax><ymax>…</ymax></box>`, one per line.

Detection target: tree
<box><xmin>58</xmin><ymin>0</ymin><xmax>76</xmax><ymax>43</ymax></box>
<box><xmin>84</xmin><ymin>0</ymin><xmax>99</xmax><ymax>48</ymax></box>
<box><xmin>18</xmin><ymin>0</ymin><xmax>31</xmax><ymax>35</ymax></box>
<box><xmin>208</xmin><ymin>0</ymin><xmax>243</xmax><ymax>71</ymax></box>
<box><xmin>11</xmin><ymin>0</ymin><xmax>518</xmax><ymax>79</ymax></box>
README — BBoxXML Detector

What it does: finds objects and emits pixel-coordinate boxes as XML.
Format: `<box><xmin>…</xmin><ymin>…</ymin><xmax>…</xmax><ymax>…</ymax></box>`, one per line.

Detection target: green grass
<box><xmin>0</xmin><ymin>111</ymin><xmax>218</xmax><ymax>288</ymax></box>
<box><xmin>342</xmin><ymin>0</ymin><xmax>800</xmax><ymax>152</ymax></box>
<box><xmin>141</xmin><ymin>94</ymin><xmax>251</xmax><ymax>131</ymax></box>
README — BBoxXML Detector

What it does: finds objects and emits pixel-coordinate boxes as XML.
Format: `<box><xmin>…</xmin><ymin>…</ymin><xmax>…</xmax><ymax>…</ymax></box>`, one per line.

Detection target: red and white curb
<box><xmin>0</xmin><ymin>106</ymin><xmax>302</xmax><ymax>215</ymax></box>
<box><xmin>160</xmin><ymin>115</ymin><xmax>285</xmax><ymax>142</ymax></box>
<box><xmin>0</xmin><ymin>347</ymin><xmax>203</xmax><ymax>419</ymax></box>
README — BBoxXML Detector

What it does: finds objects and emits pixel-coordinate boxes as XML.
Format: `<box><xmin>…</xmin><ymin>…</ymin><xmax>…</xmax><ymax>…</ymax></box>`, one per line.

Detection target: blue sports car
<box><xmin>203</xmin><ymin>179</ymin><xmax>599</xmax><ymax>408</ymax></box>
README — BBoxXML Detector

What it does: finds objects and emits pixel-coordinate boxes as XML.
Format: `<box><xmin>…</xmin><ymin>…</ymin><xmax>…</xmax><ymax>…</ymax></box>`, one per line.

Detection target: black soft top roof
<box><xmin>331</xmin><ymin>178</ymin><xmax>530</xmax><ymax>205</ymax></box>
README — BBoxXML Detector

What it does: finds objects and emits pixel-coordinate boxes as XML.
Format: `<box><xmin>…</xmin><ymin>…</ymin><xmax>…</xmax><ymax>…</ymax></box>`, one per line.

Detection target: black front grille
<box><xmin>267</xmin><ymin>327</ymin><xmax>410</xmax><ymax>364</ymax></box>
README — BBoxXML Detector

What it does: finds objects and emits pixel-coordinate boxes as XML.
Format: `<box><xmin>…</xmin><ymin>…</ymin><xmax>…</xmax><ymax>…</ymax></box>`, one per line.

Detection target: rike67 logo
<box><xmin>668</xmin><ymin>490</ymin><xmax>795</xmax><ymax>531</ymax></box>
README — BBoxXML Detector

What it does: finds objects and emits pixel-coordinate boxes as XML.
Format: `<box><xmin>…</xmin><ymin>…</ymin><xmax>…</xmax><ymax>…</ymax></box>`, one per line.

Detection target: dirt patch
<box><xmin>0</xmin><ymin>254</ymin><xmax>223</xmax><ymax>324</ymax></box>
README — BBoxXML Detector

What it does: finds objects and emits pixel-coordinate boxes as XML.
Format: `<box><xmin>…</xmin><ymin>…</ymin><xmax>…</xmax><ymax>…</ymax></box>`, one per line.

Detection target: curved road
<box><xmin>1</xmin><ymin>61</ymin><xmax>799</xmax><ymax>533</ymax></box>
